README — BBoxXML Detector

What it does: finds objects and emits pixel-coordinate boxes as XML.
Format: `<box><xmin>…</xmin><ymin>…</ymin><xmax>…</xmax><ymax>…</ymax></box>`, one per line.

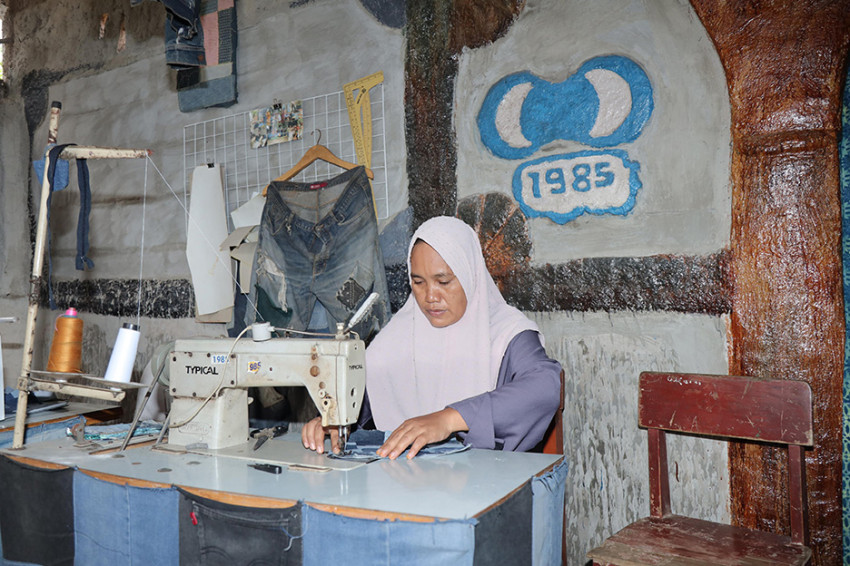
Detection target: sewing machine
<box><xmin>167</xmin><ymin>335</ymin><xmax>365</xmax><ymax>450</ymax></box>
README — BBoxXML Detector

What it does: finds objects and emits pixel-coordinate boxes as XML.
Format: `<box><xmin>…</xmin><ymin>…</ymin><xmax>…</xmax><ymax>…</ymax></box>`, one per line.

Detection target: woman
<box><xmin>302</xmin><ymin>216</ymin><xmax>562</xmax><ymax>459</ymax></box>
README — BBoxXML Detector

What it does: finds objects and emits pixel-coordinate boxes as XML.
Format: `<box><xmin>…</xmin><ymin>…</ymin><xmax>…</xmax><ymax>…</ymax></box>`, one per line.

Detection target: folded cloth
<box><xmin>328</xmin><ymin>429</ymin><xmax>471</xmax><ymax>462</ymax></box>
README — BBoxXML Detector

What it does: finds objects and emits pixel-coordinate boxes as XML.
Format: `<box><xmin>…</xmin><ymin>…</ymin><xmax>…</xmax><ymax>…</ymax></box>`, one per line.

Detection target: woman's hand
<box><xmin>377</xmin><ymin>408</ymin><xmax>468</xmax><ymax>460</ymax></box>
<box><xmin>301</xmin><ymin>416</ymin><xmax>341</xmax><ymax>454</ymax></box>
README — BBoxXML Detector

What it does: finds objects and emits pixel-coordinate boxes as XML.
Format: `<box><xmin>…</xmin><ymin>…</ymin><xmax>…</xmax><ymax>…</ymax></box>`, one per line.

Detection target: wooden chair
<box><xmin>586</xmin><ymin>371</ymin><xmax>813</xmax><ymax>566</ymax></box>
<box><xmin>542</xmin><ymin>369</ymin><xmax>565</xmax><ymax>455</ymax></box>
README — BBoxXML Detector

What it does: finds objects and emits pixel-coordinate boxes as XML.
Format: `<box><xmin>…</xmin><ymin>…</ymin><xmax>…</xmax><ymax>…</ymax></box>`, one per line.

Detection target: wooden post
<box><xmin>688</xmin><ymin>3</ymin><xmax>850</xmax><ymax>562</ymax></box>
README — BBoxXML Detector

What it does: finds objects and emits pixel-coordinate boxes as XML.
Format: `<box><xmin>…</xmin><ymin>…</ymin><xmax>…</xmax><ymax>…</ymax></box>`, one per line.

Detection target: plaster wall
<box><xmin>536</xmin><ymin>311</ymin><xmax>729</xmax><ymax>562</ymax></box>
<box><xmin>0</xmin><ymin>103</ymin><xmax>31</xmax><ymax>382</ymax></box>
<box><xmin>456</xmin><ymin>0</ymin><xmax>731</xmax><ymax>261</ymax></box>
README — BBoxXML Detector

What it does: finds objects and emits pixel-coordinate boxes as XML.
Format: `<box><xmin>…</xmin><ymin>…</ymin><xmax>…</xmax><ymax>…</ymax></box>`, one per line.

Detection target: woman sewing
<box><xmin>302</xmin><ymin>216</ymin><xmax>562</xmax><ymax>459</ymax></box>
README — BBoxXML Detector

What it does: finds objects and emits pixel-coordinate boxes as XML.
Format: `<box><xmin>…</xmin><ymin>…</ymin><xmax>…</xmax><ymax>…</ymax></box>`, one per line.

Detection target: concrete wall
<box><xmin>0</xmin><ymin>1</ymin><xmax>731</xmax><ymax>563</ymax></box>
<box><xmin>457</xmin><ymin>0</ymin><xmax>731</xmax><ymax>260</ymax></box>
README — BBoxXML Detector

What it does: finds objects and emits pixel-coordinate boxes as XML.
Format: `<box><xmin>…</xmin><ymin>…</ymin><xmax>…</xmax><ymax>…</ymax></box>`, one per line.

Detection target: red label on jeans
<box><xmin>309</xmin><ymin>182</ymin><xmax>328</xmax><ymax>190</ymax></box>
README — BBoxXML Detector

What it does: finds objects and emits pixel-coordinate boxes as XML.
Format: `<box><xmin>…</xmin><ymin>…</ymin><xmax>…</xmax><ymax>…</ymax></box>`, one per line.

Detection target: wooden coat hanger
<box><xmin>262</xmin><ymin>129</ymin><xmax>374</xmax><ymax>196</ymax></box>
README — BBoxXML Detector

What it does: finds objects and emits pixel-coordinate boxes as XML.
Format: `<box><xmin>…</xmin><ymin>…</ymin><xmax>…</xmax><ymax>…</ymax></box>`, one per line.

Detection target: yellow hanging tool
<box><xmin>343</xmin><ymin>71</ymin><xmax>384</xmax><ymax>170</ymax></box>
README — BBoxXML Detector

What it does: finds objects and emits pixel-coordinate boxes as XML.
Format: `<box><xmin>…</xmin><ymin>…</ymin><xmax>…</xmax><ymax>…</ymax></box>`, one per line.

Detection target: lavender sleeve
<box><xmin>448</xmin><ymin>330</ymin><xmax>562</xmax><ymax>452</ymax></box>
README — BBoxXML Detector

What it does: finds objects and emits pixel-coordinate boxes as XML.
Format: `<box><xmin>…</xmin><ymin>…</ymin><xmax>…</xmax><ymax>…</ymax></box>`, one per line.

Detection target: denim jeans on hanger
<box><xmin>247</xmin><ymin>166</ymin><xmax>390</xmax><ymax>343</ymax></box>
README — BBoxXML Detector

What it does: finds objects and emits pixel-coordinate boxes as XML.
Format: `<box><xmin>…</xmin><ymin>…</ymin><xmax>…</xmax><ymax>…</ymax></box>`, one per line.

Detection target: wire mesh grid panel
<box><xmin>182</xmin><ymin>85</ymin><xmax>388</xmax><ymax>225</ymax></box>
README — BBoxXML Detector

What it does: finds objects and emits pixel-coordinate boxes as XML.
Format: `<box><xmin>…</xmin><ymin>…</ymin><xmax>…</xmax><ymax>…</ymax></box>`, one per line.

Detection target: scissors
<box><xmin>250</xmin><ymin>425</ymin><xmax>288</xmax><ymax>450</ymax></box>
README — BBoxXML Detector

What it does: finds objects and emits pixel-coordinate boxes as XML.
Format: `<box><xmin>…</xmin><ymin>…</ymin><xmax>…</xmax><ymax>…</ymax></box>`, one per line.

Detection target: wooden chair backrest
<box><xmin>542</xmin><ymin>369</ymin><xmax>565</xmax><ymax>455</ymax></box>
<box><xmin>638</xmin><ymin>372</ymin><xmax>813</xmax><ymax>545</ymax></box>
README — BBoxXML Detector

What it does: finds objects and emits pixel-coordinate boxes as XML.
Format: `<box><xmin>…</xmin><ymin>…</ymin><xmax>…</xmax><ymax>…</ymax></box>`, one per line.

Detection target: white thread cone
<box><xmin>104</xmin><ymin>323</ymin><xmax>141</xmax><ymax>383</ymax></box>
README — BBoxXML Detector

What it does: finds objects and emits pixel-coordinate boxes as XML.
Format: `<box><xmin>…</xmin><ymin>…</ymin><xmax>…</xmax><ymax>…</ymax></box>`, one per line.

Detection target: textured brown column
<box><xmin>690</xmin><ymin>2</ymin><xmax>850</xmax><ymax>564</ymax></box>
<box><xmin>404</xmin><ymin>0</ymin><xmax>525</xmax><ymax>229</ymax></box>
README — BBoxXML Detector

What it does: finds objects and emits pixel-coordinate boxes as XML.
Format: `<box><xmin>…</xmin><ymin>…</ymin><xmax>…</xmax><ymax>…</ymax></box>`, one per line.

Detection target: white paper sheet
<box><xmin>220</xmin><ymin>225</ymin><xmax>258</xmax><ymax>294</ymax></box>
<box><xmin>230</xmin><ymin>192</ymin><xmax>265</xmax><ymax>229</ymax></box>
<box><xmin>186</xmin><ymin>165</ymin><xmax>234</xmax><ymax>317</ymax></box>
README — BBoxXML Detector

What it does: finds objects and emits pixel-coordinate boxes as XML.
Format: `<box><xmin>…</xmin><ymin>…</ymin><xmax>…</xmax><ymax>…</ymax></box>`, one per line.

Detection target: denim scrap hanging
<box><xmin>130</xmin><ymin>0</ymin><xmax>237</xmax><ymax>112</ymax></box>
<box><xmin>176</xmin><ymin>0</ymin><xmax>238</xmax><ymax>112</ymax></box>
<box><xmin>39</xmin><ymin>143</ymin><xmax>95</xmax><ymax>309</ymax></box>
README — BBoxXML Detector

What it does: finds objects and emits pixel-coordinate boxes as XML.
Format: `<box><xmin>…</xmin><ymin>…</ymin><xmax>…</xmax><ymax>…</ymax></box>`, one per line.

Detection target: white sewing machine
<box><xmin>167</xmin><ymin>335</ymin><xmax>365</xmax><ymax>450</ymax></box>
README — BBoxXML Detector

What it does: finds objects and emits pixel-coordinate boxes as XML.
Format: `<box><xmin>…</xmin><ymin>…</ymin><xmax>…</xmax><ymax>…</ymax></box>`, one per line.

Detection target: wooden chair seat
<box><xmin>587</xmin><ymin>515</ymin><xmax>812</xmax><ymax>565</ymax></box>
<box><xmin>587</xmin><ymin>372</ymin><xmax>813</xmax><ymax>566</ymax></box>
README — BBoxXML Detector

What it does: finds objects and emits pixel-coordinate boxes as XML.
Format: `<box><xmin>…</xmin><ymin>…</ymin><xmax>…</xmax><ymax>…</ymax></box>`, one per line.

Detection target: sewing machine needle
<box><xmin>338</xmin><ymin>425</ymin><xmax>349</xmax><ymax>454</ymax></box>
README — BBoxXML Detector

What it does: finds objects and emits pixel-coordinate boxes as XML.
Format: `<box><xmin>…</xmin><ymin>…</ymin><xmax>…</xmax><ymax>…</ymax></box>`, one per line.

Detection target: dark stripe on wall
<box><xmin>501</xmin><ymin>252</ymin><xmax>731</xmax><ymax>315</ymax></box>
<box><xmin>44</xmin><ymin>251</ymin><xmax>730</xmax><ymax>319</ymax></box>
<box><xmin>47</xmin><ymin>279</ymin><xmax>195</xmax><ymax>319</ymax></box>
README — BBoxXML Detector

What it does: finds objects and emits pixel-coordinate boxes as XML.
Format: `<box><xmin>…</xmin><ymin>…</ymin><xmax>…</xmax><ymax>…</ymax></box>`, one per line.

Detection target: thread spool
<box><xmin>104</xmin><ymin>323</ymin><xmax>141</xmax><ymax>383</ymax></box>
<box><xmin>252</xmin><ymin>322</ymin><xmax>272</xmax><ymax>342</ymax></box>
<box><xmin>47</xmin><ymin>308</ymin><xmax>83</xmax><ymax>373</ymax></box>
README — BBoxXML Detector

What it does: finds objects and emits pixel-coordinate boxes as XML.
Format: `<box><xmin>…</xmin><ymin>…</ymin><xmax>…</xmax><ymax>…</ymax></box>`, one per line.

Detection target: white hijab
<box><xmin>366</xmin><ymin>216</ymin><xmax>539</xmax><ymax>431</ymax></box>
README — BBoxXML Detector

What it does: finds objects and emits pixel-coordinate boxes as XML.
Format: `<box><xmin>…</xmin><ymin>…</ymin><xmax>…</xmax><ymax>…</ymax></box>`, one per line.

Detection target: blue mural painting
<box><xmin>478</xmin><ymin>55</ymin><xmax>653</xmax><ymax>159</ymax></box>
<box><xmin>478</xmin><ymin>55</ymin><xmax>653</xmax><ymax>225</ymax></box>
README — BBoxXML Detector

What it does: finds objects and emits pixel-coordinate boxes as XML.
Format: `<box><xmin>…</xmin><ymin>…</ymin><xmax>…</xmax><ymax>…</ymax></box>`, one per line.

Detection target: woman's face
<box><xmin>409</xmin><ymin>241</ymin><xmax>468</xmax><ymax>328</ymax></box>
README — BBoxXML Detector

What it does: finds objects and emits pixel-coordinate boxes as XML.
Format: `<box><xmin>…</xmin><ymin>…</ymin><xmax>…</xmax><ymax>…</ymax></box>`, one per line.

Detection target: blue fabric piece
<box><xmin>328</xmin><ymin>428</ymin><xmax>471</xmax><ymax>462</ymax></box>
<box><xmin>0</xmin><ymin>455</ymin><xmax>75</xmax><ymax>565</ymax></box>
<box><xmin>164</xmin><ymin>0</ymin><xmax>205</xmax><ymax>69</ymax></box>
<box><xmin>160</xmin><ymin>0</ymin><xmax>200</xmax><ymax>25</ymax></box>
<box><xmin>0</xmin><ymin>523</ymin><xmax>41</xmax><ymax>565</ymax></box>
<box><xmin>178</xmin><ymin>74</ymin><xmax>238</xmax><ymax>112</ymax></box>
<box><xmin>531</xmin><ymin>459</ymin><xmax>567</xmax><ymax>566</ymax></box>
<box><xmin>0</xmin><ymin>415</ymin><xmax>85</xmax><ymax>449</ymax></box>
<box><xmin>74</xmin><ymin>472</ymin><xmax>179</xmax><ymax>566</ymax></box>
<box><xmin>33</xmin><ymin>146</ymin><xmax>69</xmax><ymax>192</ymax></box>
<box><xmin>840</xmin><ymin>56</ymin><xmax>850</xmax><ymax>565</ymax></box>
<box><xmin>41</xmin><ymin>143</ymin><xmax>94</xmax><ymax>309</ymax></box>
<box><xmin>75</xmin><ymin>158</ymin><xmax>94</xmax><ymax>271</ymax></box>
<box><xmin>4</xmin><ymin>388</ymin><xmax>66</xmax><ymax>416</ymax></box>
<box><xmin>302</xmin><ymin>504</ymin><xmax>476</xmax><ymax>565</ymax></box>
<box><xmin>44</xmin><ymin>143</ymin><xmax>75</xmax><ymax>309</ymax></box>
<box><xmin>473</xmin><ymin>480</ymin><xmax>533</xmax><ymax>565</ymax></box>
<box><xmin>177</xmin><ymin>0</ymin><xmax>238</xmax><ymax>112</ymax></box>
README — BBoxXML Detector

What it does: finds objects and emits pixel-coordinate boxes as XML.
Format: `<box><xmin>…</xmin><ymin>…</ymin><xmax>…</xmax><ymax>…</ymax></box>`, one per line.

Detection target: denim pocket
<box><xmin>179</xmin><ymin>491</ymin><xmax>303</xmax><ymax>566</ymax></box>
<box><xmin>334</xmin><ymin>190</ymin><xmax>371</xmax><ymax>227</ymax></box>
<box><xmin>265</xmin><ymin>200</ymin><xmax>292</xmax><ymax>237</ymax></box>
